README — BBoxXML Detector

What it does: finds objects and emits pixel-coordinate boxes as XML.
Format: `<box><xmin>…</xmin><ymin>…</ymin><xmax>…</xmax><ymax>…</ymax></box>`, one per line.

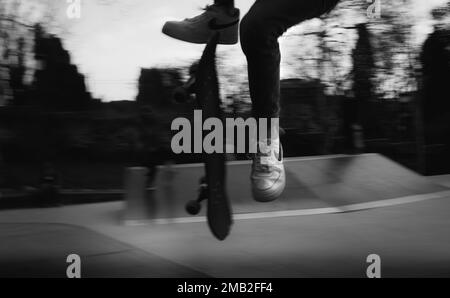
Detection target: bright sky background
<box><xmin>56</xmin><ymin>0</ymin><xmax>447</xmax><ymax>101</ymax></box>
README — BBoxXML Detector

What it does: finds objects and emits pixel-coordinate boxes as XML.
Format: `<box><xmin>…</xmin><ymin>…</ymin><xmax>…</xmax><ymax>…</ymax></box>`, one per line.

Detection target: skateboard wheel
<box><xmin>186</xmin><ymin>200</ymin><xmax>202</xmax><ymax>215</ymax></box>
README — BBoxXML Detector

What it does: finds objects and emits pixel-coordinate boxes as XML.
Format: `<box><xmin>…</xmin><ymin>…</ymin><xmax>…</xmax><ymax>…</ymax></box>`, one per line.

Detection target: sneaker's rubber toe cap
<box><xmin>251</xmin><ymin>168</ymin><xmax>286</xmax><ymax>202</ymax></box>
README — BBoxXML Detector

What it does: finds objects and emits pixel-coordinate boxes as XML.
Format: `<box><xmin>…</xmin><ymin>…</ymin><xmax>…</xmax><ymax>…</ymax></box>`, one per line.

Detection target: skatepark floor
<box><xmin>1</xmin><ymin>154</ymin><xmax>450</xmax><ymax>278</ymax></box>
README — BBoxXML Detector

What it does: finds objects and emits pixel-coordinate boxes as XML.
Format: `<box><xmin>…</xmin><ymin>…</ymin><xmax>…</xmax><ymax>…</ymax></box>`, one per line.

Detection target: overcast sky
<box><xmin>57</xmin><ymin>0</ymin><xmax>447</xmax><ymax>101</ymax></box>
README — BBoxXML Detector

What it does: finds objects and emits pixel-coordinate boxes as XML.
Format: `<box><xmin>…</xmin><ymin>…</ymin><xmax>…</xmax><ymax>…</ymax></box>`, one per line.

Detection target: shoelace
<box><xmin>253</xmin><ymin>154</ymin><xmax>271</xmax><ymax>175</ymax></box>
<box><xmin>252</xmin><ymin>142</ymin><xmax>279</xmax><ymax>175</ymax></box>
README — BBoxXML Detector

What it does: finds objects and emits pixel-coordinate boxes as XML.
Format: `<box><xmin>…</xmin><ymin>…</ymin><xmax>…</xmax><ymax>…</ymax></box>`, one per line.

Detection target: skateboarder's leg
<box><xmin>214</xmin><ymin>0</ymin><xmax>234</xmax><ymax>7</ymax></box>
<box><xmin>240</xmin><ymin>0</ymin><xmax>340</xmax><ymax>202</ymax></box>
<box><xmin>241</xmin><ymin>0</ymin><xmax>339</xmax><ymax>119</ymax></box>
<box><xmin>162</xmin><ymin>0</ymin><xmax>240</xmax><ymax>45</ymax></box>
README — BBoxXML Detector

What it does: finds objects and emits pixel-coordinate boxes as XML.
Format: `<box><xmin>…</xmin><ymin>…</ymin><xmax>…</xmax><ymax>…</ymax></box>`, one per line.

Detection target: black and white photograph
<box><xmin>0</xmin><ymin>0</ymin><xmax>450</xmax><ymax>284</ymax></box>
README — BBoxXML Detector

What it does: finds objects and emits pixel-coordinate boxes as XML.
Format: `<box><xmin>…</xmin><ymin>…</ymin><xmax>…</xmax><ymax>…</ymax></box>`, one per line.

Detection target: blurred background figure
<box><xmin>36</xmin><ymin>162</ymin><xmax>61</xmax><ymax>207</ymax></box>
<box><xmin>161</xmin><ymin>160</ymin><xmax>177</xmax><ymax>221</ymax></box>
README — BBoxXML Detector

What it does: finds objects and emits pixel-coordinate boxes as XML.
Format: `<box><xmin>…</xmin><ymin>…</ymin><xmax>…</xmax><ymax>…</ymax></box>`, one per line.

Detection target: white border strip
<box><xmin>123</xmin><ymin>190</ymin><xmax>450</xmax><ymax>226</ymax></box>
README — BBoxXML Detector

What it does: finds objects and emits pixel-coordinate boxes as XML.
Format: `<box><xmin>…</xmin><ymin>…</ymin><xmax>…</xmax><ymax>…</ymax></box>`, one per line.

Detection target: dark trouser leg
<box><xmin>214</xmin><ymin>0</ymin><xmax>234</xmax><ymax>8</ymax></box>
<box><xmin>240</xmin><ymin>0</ymin><xmax>333</xmax><ymax>121</ymax></box>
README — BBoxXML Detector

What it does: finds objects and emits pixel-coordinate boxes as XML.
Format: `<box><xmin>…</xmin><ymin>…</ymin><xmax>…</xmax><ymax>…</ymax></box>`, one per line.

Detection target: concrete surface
<box><xmin>1</xmin><ymin>154</ymin><xmax>450</xmax><ymax>278</ymax></box>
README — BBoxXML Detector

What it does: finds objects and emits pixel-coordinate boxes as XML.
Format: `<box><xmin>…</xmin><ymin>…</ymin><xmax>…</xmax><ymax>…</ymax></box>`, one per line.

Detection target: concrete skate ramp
<box><xmin>0</xmin><ymin>223</ymin><xmax>208</xmax><ymax>278</ymax></box>
<box><xmin>152</xmin><ymin>154</ymin><xmax>448</xmax><ymax>219</ymax></box>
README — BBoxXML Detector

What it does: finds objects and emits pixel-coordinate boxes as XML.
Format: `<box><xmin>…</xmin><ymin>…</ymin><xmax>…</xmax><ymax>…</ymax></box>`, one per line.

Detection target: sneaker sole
<box><xmin>251</xmin><ymin>170</ymin><xmax>286</xmax><ymax>203</ymax></box>
<box><xmin>162</xmin><ymin>24</ymin><xmax>239</xmax><ymax>45</ymax></box>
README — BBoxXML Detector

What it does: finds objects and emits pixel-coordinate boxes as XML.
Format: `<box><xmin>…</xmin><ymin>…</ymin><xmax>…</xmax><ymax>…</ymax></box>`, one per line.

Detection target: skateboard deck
<box><xmin>183</xmin><ymin>33</ymin><xmax>233</xmax><ymax>240</ymax></box>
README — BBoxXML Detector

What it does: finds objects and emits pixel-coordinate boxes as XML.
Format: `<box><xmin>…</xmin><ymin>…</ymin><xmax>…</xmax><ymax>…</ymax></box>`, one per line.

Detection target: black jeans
<box><xmin>215</xmin><ymin>0</ymin><xmax>235</xmax><ymax>7</ymax></box>
<box><xmin>239</xmin><ymin>0</ymin><xmax>338</xmax><ymax>119</ymax></box>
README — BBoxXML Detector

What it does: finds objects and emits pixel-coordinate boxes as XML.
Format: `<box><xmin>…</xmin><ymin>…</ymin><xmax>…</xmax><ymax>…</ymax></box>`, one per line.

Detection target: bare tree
<box><xmin>0</xmin><ymin>0</ymin><xmax>55</xmax><ymax>105</ymax></box>
<box><xmin>281</xmin><ymin>0</ymin><xmax>419</xmax><ymax>98</ymax></box>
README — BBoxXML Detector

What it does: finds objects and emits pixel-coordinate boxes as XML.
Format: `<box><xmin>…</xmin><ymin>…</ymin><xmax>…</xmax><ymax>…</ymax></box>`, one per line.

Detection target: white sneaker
<box><xmin>251</xmin><ymin>140</ymin><xmax>286</xmax><ymax>202</ymax></box>
<box><xmin>162</xmin><ymin>5</ymin><xmax>240</xmax><ymax>45</ymax></box>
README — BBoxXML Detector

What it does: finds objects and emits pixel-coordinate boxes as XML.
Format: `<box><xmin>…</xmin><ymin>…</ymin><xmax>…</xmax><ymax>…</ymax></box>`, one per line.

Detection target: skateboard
<box><xmin>174</xmin><ymin>33</ymin><xmax>233</xmax><ymax>241</ymax></box>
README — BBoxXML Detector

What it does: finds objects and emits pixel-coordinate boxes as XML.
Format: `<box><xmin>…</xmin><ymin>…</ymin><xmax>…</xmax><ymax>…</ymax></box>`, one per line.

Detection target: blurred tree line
<box><xmin>0</xmin><ymin>0</ymin><xmax>193</xmax><ymax>168</ymax></box>
<box><xmin>265</xmin><ymin>0</ymin><xmax>450</xmax><ymax>173</ymax></box>
<box><xmin>0</xmin><ymin>0</ymin><xmax>449</xmax><ymax>181</ymax></box>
